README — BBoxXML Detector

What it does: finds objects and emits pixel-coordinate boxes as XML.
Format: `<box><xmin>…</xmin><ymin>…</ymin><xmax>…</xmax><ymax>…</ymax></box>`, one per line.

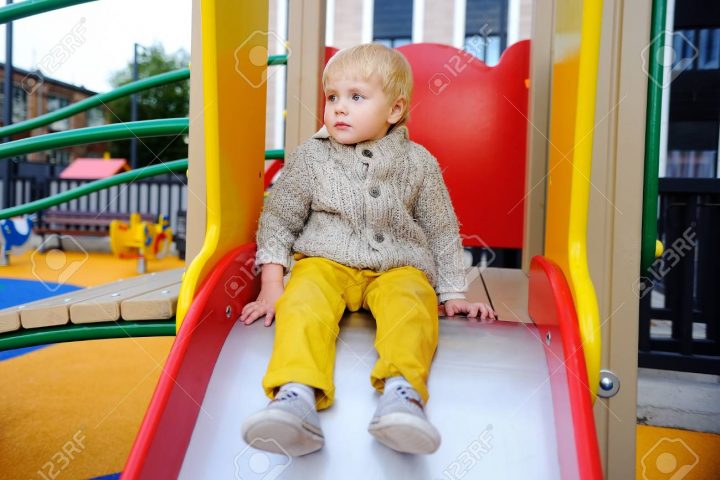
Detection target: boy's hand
<box><xmin>443</xmin><ymin>299</ymin><xmax>497</xmax><ymax>321</ymax></box>
<box><xmin>240</xmin><ymin>281</ymin><xmax>285</xmax><ymax>327</ymax></box>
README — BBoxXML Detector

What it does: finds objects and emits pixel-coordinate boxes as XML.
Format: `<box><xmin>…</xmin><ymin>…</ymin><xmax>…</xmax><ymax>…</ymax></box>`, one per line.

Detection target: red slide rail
<box><xmin>528</xmin><ymin>256</ymin><xmax>603</xmax><ymax>479</ymax></box>
<box><xmin>122</xmin><ymin>244</ymin><xmax>260</xmax><ymax>479</ymax></box>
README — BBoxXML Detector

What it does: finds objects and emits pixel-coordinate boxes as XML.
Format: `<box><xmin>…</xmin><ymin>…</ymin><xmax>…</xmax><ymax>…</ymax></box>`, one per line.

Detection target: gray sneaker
<box><xmin>241</xmin><ymin>390</ymin><xmax>324</xmax><ymax>456</ymax></box>
<box><xmin>368</xmin><ymin>384</ymin><xmax>441</xmax><ymax>454</ymax></box>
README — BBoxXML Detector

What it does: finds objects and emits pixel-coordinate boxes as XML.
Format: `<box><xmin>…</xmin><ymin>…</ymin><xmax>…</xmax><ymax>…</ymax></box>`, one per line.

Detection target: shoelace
<box><xmin>396</xmin><ymin>385</ymin><xmax>411</xmax><ymax>399</ymax></box>
<box><xmin>394</xmin><ymin>385</ymin><xmax>425</xmax><ymax>411</ymax></box>
<box><xmin>274</xmin><ymin>390</ymin><xmax>299</xmax><ymax>402</ymax></box>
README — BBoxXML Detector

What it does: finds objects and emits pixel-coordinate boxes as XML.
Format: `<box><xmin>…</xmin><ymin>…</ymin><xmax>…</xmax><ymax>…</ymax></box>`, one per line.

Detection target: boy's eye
<box><xmin>352</xmin><ymin>94</ymin><xmax>363</xmax><ymax>101</ymax></box>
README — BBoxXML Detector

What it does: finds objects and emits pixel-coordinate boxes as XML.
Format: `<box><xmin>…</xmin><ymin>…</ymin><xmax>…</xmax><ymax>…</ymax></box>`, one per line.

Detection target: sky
<box><xmin>0</xmin><ymin>0</ymin><xmax>192</xmax><ymax>93</ymax></box>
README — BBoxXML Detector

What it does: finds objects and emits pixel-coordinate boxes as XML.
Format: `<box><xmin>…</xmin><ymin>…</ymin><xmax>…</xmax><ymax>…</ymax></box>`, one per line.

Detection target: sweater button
<box><xmin>362</xmin><ymin>149</ymin><xmax>373</xmax><ymax>158</ymax></box>
<box><xmin>369</xmin><ymin>186</ymin><xmax>380</xmax><ymax>197</ymax></box>
<box><xmin>374</xmin><ymin>232</ymin><xmax>384</xmax><ymax>243</ymax></box>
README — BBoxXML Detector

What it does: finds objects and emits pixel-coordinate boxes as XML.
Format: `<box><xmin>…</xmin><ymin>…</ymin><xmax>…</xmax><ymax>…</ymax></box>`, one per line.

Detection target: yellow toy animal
<box><xmin>110</xmin><ymin>213</ymin><xmax>173</xmax><ymax>273</ymax></box>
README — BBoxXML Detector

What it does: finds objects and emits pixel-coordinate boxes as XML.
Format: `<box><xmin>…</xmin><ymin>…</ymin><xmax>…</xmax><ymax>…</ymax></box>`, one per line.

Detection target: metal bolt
<box><xmin>545</xmin><ymin>331</ymin><xmax>551</xmax><ymax>345</ymax></box>
<box><xmin>597</xmin><ymin>369</ymin><xmax>621</xmax><ymax>398</ymax></box>
<box><xmin>225</xmin><ymin>305</ymin><xmax>232</xmax><ymax>318</ymax></box>
<box><xmin>600</xmin><ymin>377</ymin><xmax>614</xmax><ymax>391</ymax></box>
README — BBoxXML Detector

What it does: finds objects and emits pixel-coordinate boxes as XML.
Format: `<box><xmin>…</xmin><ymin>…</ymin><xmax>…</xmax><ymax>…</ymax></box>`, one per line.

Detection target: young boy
<box><xmin>240</xmin><ymin>44</ymin><xmax>495</xmax><ymax>457</ymax></box>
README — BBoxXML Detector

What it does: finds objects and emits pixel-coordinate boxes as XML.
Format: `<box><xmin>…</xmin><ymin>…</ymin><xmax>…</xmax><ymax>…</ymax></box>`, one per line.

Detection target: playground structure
<box><xmin>0</xmin><ymin>215</ymin><xmax>33</xmax><ymax>265</ymax></box>
<box><xmin>0</xmin><ymin>0</ymin><xmax>666</xmax><ymax>478</ymax></box>
<box><xmin>110</xmin><ymin>213</ymin><xmax>174</xmax><ymax>273</ymax></box>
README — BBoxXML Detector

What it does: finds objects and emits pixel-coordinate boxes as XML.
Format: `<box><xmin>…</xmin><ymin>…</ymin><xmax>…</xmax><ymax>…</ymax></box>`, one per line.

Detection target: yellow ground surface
<box><xmin>0</xmin><ymin>337</ymin><xmax>173</xmax><ymax>479</ymax></box>
<box><xmin>1</xmin><ymin>249</ymin><xmax>184</xmax><ymax>287</ymax></box>
<box><xmin>636</xmin><ymin>425</ymin><xmax>720</xmax><ymax>480</ymax></box>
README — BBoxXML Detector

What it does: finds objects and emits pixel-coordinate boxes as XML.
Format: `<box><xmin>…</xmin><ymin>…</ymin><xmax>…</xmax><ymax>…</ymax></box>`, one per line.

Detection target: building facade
<box><xmin>0</xmin><ymin>63</ymin><xmax>107</xmax><ymax>164</ymax></box>
<box><xmin>264</xmin><ymin>0</ymin><xmax>533</xmax><ymax>150</ymax></box>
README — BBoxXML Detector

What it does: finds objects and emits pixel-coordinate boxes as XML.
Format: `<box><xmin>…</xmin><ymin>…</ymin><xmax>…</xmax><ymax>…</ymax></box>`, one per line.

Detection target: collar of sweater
<box><xmin>312</xmin><ymin>124</ymin><xmax>409</xmax><ymax>161</ymax></box>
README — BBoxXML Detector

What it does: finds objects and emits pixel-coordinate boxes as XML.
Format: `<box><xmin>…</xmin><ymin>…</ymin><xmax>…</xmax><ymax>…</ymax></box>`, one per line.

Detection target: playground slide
<box><xmin>122</xmin><ymin>245</ymin><xmax>602</xmax><ymax>479</ymax></box>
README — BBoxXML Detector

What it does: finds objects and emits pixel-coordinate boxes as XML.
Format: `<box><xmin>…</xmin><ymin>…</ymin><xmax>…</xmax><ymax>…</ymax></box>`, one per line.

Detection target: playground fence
<box><xmin>1</xmin><ymin>170</ymin><xmax>187</xmax><ymax>233</ymax></box>
<box><xmin>639</xmin><ymin>177</ymin><xmax>720</xmax><ymax>374</ymax></box>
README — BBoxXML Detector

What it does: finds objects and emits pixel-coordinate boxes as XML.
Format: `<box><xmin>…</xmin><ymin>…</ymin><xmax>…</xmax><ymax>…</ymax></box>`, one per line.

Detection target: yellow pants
<box><xmin>262</xmin><ymin>254</ymin><xmax>439</xmax><ymax>410</ymax></box>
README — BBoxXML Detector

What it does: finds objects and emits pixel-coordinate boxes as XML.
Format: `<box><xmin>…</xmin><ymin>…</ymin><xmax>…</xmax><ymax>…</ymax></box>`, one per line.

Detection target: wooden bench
<box><xmin>0</xmin><ymin>268</ymin><xmax>184</xmax><ymax>333</ymax></box>
<box><xmin>34</xmin><ymin>210</ymin><xmax>154</xmax><ymax>250</ymax></box>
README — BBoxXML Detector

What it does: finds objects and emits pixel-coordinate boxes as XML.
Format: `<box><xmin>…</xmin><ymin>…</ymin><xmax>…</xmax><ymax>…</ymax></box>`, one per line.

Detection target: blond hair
<box><xmin>322</xmin><ymin>43</ymin><xmax>413</xmax><ymax>127</ymax></box>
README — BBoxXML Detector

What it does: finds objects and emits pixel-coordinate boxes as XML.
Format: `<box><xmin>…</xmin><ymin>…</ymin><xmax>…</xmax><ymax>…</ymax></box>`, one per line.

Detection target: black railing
<box><xmin>639</xmin><ymin>178</ymin><xmax>720</xmax><ymax>374</ymax></box>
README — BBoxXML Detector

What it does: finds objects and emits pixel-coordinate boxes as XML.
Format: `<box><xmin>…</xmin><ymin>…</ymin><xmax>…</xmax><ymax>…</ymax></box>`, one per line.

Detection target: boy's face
<box><xmin>323</xmin><ymin>74</ymin><xmax>405</xmax><ymax>145</ymax></box>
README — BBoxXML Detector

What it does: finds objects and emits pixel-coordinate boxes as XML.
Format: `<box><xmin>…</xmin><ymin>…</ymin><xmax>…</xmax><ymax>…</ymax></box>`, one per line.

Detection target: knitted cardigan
<box><xmin>255</xmin><ymin>124</ymin><xmax>468</xmax><ymax>304</ymax></box>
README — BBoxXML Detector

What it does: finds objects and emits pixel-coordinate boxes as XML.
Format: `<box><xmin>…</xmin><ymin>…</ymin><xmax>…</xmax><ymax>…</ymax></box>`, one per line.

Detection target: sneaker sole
<box><xmin>368</xmin><ymin>412</ymin><xmax>441</xmax><ymax>454</ymax></box>
<box><xmin>242</xmin><ymin>409</ymin><xmax>324</xmax><ymax>456</ymax></box>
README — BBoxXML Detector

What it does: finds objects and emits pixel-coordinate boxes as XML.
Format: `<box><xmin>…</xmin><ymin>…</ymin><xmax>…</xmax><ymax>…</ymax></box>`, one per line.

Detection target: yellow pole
<box><xmin>544</xmin><ymin>0</ymin><xmax>603</xmax><ymax>400</ymax></box>
<box><xmin>176</xmin><ymin>0</ymin><xmax>268</xmax><ymax>329</ymax></box>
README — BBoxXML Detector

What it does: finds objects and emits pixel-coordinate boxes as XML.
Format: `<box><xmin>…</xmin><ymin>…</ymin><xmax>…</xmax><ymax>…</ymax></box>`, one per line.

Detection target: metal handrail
<box><xmin>641</xmin><ymin>0</ymin><xmax>668</xmax><ymax>272</ymax></box>
<box><xmin>0</xmin><ymin>146</ymin><xmax>285</xmax><ymax>218</ymax></box>
<box><xmin>0</xmin><ymin>320</ymin><xmax>176</xmax><ymax>351</ymax></box>
<box><xmin>0</xmin><ymin>69</ymin><xmax>190</xmax><ymax>137</ymax></box>
<box><xmin>0</xmin><ymin>158</ymin><xmax>187</xmax><ymax>219</ymax></box>
<box><xmin>0</xmin><ymin>0</ymin><xmax>97</xmax><ymax>24</ymax></box>
<box><xmin>0</xmin><ymin>118</ymin><xmax>188</xmax><ymax>159</ymax></box>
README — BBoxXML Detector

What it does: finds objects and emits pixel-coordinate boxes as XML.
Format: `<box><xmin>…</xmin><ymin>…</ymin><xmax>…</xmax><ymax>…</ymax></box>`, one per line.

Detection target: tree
<box><xmin>105</xmin><ymin>43</ymin><xmax>190</xmax><ymax>167</ymax></box>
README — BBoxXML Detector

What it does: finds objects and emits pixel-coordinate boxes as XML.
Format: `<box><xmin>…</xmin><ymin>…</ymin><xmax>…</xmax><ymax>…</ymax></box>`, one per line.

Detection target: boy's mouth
<box><xmin>334</xmin><ymin>122</ymin><xmax>350</xmax><ymax>129</ymax></box>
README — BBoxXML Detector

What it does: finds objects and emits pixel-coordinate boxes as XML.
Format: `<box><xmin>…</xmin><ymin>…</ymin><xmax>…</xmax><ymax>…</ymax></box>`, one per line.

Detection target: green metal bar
<box><xmin>0</xmin><ymin>148</ymin><xmax>284</xmax><ymax>218</ymax></box>
<box><xmin>1</xmin><ymin>54</ymin><xmax>284</xmax><ymax>137</ymax></box>
<box><xmin>0</xmin><ymin>159</ymin><xmax>188</xmax><ymax>219</ymax></box>
<box><xmin>0</xmin><ymin>69</ymin><xmax>190</xmax><ymax>137</ymax></box>
<box><xmin>265</xmin><ymin>149</ymin><xmax>285</xmax><ymax>160</ymax></box>
<box><xmin>641</xmin><ymin>0</ymin><xmax>668</xmax><ymax>272</ymax></box>
<box><xmin>267</xmin><ymin>54</ymin><xmax>288</xmax><ymax>65</ymax></box>
<box><xmin>0</xmin><ymin>118</ymin><xmax>189</xmax><ymax>160</ymax></box>
<box><xmin>0</xmin><ymin>0</ymin><xmax>96</xmax><ymax>24</ymax></box>
<box><xmin>0</xmin><ymin>320</ymin><xmax>176</xmax><ymax>352</ymax></box>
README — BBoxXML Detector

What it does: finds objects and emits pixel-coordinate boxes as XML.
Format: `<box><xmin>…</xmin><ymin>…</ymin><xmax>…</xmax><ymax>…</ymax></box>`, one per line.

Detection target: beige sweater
<box><xmin>255</xmin><ymin>125</ymin><xmax>467</xmax><ymax>303</ymax></box>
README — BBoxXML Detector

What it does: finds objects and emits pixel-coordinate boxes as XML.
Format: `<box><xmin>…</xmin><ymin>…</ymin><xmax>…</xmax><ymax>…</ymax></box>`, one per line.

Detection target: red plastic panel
<box><xmin>122</xmin><ymin>244</ymin><xmax>261</xmax><ymax>480</ymax></box>
<box><xmin>528</xmin><ymin>256</ymin><xmax>603</xmax><ymax>480</ymax></box>
<box><xmin>321</xmin><ymin>43</ymin><xmax>529</xmax><ymax>249</ymax></box>
<box><xmin>399</xmin><ymin>42</ymin><xmax>529</xmax><ymax>249</ymax></box>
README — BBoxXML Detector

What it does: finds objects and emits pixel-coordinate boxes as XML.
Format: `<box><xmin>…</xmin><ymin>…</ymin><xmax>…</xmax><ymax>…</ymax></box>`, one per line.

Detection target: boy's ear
<box><xmin>387</xmin><ymin>96</ymin><xmax>407</xmax><ymax>124</ymax></box>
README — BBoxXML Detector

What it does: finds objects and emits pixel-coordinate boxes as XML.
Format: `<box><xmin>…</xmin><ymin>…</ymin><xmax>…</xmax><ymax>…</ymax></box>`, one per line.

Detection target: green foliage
<box><xmin>104</xmin><ymin>43</ymin><xmax>189</xmax><ymax>167</ymax></box>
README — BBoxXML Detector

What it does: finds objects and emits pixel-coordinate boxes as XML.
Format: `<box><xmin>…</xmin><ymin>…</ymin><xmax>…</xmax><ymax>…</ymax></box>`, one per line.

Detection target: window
<box><xmin>671</xmin><ymin>28</ymin><xmax>720</xmax><ymax>72</ymax></box>
<box><xmin>0</xmin><ymin>85</ymin><xmax>28</xmax><ymax>123</ymax></box>
<box><xmin>373</xmin><ymin>0</ymin><xmax>413</xmax><ymax>48</ymax></box>
<box><xmin>665</xmin><ymin>150</ymin><xmax>716</xmax><ymax>178</ymax></box>
<box><xmin>47</xmin><ymin>94</ymin><xmax>70</xmax><ymax>131</ymax></box>
<box><xmin>697</xmin><ymin>28</ymin><xmax>720</xmax><ymax>70</ymax></box>
<box><xmin>49</xmin><ymin>148</ymin><xmax>72</xmax><ymax>165</ymax></box>
<box><xmin>86</xmin><ymin>107</ymin><xmax>105</xmax><ymax>127</ymax></box>
<box><xmin>465</xmin><ymin>0</ymin><xmax>508</xmax><ymax>66</ymax></box>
